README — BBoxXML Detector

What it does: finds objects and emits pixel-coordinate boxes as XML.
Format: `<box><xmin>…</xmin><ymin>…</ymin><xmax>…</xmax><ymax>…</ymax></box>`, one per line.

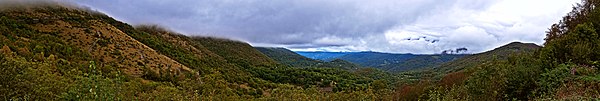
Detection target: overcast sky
<box><xmin>72</xmin><ymin>0</ymin><xmax>578</xmax><ymax>54</ymax></box>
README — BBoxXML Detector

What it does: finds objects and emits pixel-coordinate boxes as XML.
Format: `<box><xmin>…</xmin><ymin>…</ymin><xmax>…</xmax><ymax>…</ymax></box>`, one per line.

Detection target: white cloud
<box><xmin>72</xmin><ymin>0</ymin><xmax>579</xmax><ymax>54</ymax></box>
<box><xmin>374</xmin><ymin>0</ymin><xmax>578</xmax><ymax>54</ymax></box>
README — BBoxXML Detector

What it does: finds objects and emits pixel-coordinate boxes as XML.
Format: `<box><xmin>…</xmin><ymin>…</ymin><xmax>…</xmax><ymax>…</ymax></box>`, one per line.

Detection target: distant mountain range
<box><xmin>294</xmin><ymin>51</ymin><xmax>465</xmax><ymax>72</ymax></box>
<box><xmin>296</xmin><ymin>52</ymin><xmax>353</xmax><ymax>61</ymax></box>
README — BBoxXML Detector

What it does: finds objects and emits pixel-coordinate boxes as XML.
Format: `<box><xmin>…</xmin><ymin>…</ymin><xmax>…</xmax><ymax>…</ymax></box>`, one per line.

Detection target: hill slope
<box><xmin>0</xmin><ymin>4</ymin><xmax>191</xmax><ymax>77</ymax></box>
<box><xmin>255</xmin><ymin>47</ymin><xmax>361</xmax><ymax>70</ymax></box>
<box><xmin>380</xmin><ymin>54</ymin><xmax>466</xmax><ymax>72</ymax></box>
<box><xmin>433</xmin><ymin>42</ymin><xmax>541</xmax><ymax>74</ymax></box>
<box><xmin>392</xmin><ymin>42</ymin><xmax>544</xmax><ymax>100</ymax></box>
<box><xmin>402</xmin><ymin>42</ymin><xmax>541</xmax><ymax>80</ymax></box>
<box><xmin>255</xmin><ymin>47</ymin><xmax>323</xmax><ymax>67</ymax></box>
<box><xmin>193</xmin><ymin>37</ymin><xmax>278</xmax><ymax>67</ymax></box>
<box><xmin>0</xmin><ymin>3</ymin><xmax>390</xmax><ymax>100</ymax></box>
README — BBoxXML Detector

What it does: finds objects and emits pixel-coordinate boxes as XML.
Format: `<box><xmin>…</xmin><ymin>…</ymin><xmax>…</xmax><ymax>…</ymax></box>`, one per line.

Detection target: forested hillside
<box><xmin>379</xmin><ymin>54</ymin><xmax>465</xmax><ymax>72</ymax></box>
<box><xmin>255</xmin><ymin>47</ymin><xmax>361</xmax><ymax>70</ymax></box>
<box><xmin>256</xmin><ymin>47</ymin><xmax>320</xmax><ymax>67</ymax></box>
<box><xmin>0</xmin><ymin>2</ymin><xmax>396</xmax><ymax>100</ymax></box>
<box><xmin>2</xmin><ymin>0</ymin><xmax>600</xmax><ymax>100</ymax></box>
<box><xmin>428</xmin><ymin>42</ymin><xmax>541</xmax><ymax>79</ymax></box>
<box><xmin>192</xmin><ymin>37</ymin><xmax>278</xmax><ymax>68</ymax></box>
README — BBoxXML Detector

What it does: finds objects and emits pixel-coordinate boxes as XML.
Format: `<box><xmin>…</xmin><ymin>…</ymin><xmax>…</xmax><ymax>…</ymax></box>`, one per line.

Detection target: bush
<box><xmin>535</xmin><ymin>63</ymin><xmax>573</xmax><ymax>97</ymax></box>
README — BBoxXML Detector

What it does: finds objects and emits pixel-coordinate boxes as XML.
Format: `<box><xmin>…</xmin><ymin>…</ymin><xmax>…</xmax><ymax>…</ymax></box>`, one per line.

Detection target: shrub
<box><xmin>535</xmin><ymin>63</ymin><xmax>573</xmax><ymax>97</ymax></box>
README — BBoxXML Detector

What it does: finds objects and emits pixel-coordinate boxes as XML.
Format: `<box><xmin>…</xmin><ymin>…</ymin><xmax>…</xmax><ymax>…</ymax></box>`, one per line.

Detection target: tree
<box><xmin>371</xmin><ymin>80</ymin><xmax>387</xmax><ymax>91</ymax></box>
<box><xmin>542</xmin><ymin>0</ymin><xmax>600</xmax><ymax>67</ymax></box>
<box><xmin>542</xmin><ymin>23</ymin><xmax>600</xmax><ymax>67</ymax></box>
<box><xmin>545</xmin><ymin>0</ymin><xmax>599</xmax><ymax>43</ymax></box>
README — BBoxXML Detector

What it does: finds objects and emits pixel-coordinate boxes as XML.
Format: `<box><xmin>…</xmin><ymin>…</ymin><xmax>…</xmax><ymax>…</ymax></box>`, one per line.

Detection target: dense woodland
<box><xmin>0</xmin><ymin>0</ymin><xmax>599</xmax><ymax>100</ymax></box>
<box><xmin>255</xmin><ymin>47</ymin><xmax>362</xmax><ymax>70</ymax></box>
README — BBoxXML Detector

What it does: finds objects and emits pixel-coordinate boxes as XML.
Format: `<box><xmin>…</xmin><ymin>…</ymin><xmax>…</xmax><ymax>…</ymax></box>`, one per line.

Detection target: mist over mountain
<box><xmin>2</xmin><ymin>0</ymin><xmax>599</xmax><ymax>100</ymax></box>
<box><xmin>72</xmin><ymin>0</ymin><xmax>577</xmax><ymax>54</ymax></box>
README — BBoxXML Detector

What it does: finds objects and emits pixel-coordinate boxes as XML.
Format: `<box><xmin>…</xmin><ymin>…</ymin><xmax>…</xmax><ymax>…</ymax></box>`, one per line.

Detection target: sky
<box><xmin>71</xmin><ymin>0</ymin><xmax>579</xmax><ymax>54</ymax></box>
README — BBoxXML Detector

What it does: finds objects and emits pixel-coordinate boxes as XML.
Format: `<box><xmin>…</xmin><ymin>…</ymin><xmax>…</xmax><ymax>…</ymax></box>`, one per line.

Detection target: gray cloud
<box><xmin>72</xmin><ymin>0</ymin><xmax>578</xmax><ymax>54</ymax></box>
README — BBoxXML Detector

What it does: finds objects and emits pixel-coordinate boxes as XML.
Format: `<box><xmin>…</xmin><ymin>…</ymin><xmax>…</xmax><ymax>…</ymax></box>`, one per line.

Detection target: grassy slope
<box><xmin>0</xmin><ymin>5</ymin><xmax>192</xmax><ymax>77</ymax></box>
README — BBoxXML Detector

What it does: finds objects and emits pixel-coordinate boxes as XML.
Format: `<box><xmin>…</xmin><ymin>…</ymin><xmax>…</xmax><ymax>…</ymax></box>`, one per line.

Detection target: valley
<box><xmin>1</xmin><ymin>1</ymin><xmax>600</xmax><ymax>100</ymax></box>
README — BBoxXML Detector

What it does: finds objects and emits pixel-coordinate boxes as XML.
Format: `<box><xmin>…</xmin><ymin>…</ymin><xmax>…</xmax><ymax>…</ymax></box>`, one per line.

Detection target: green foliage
<box><xmin>395</xmin><ymin>47</ymin><xmax>560</xmax><ymax>100</ymax></box>
<box><xmin>127</xmin><ymin>29</ymin><xmax>214</xmax><ymax>72</ymax></box>
<box><xmin>371</xmin><ymin>80</ymin><xmax>387</xmax><ymax>90</ymax></box>
<box><xmin>60</xmin><ymin>61</ymin><xmax>125</xmax><ymax>100</ymax></box>
<box><xmin>580</xmin><ymin>73</ymin><xmax>600</xmax><ymax>82</ymax></box>
<box><xmin>534</xmin><ymin>63</ymin><xmax>574</xmax><ymax>97</ymax></box>
<box><xmin>0</xmin><ymin>4</ymin><xmax>400</xmax><ymax>100</ymax></box>
<box><xmin>541</xmin><ymin>23</ymin><xmax>600</xmax><ymax>68</ymax></box>
<box><xmin>0</xmin><ymin>15</ymin><xmax>91</xmax><ymax>62</ymax></box>
<box><xmin>464</xmin><ymin>61</ymin><xmax>510</xmax><ymax>100</ymax></box>
<box><xmin>542</xmin><ymin>0</ymin><xmax>600</xmax><ymax>68</ymax></box>
<box><xmin>545</xmin><ymin>0</ymin><xmax>599</xmax><ymax>42</ymax></box>
<box><xmin>503</xmin><ymin>55</ymin><xmax>543</xmax><ymax>99</ymax></box>
<box><xmin>245</xmin><ymin>66</ymin><xmax>373</xmax><ymax>92</ymax></box>
<box><xmin>192</xmin><ymin>37</ymin><xmax>277</xmax><ymax>67</ymax></box>
<box><xmin>8</xmin><ymin>2</ymin><xmax>600</xmax><ymax>100</ymax></box>
<box><xmin>255</xmin><ymin>47</ymin><xmax>321</xmax><ymax>67</ymax></box>
<box><xmin>0</xmin><ymin>52</ymin><xmax>127</xmax><ymax>100</ymax></box>
<box><xmin>255</xmin><ymin>47</ymin><xmax>362</xmax><ymax>70</ymax></box>
<box><xmin>460</xmin><ymin>55</ymin><xmax>542</xmax><ymax>100</ymax></box>
<box><xmin>381</xmin><ymin>54</ymin><xmax>465</xmax><ymax>72</ymax></box>
<box><xmin>0</xmin><ymin>54</ymin><xmax>64</xmax><ymax>100</ymax></box>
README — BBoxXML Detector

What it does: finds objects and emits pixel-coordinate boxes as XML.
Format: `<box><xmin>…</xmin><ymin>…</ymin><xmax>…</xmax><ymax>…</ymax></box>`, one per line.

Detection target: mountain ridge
<box><xmin>0</xmin><ymin>4</ymin><xmax>390</xmax><ymax>100</ymax></box>
<box><xmin>3</xmin><ymin>1</ymin><xmax>596</xmax><ymax>100</ymax></box>
<box><xmin>433</xmin><ymin>41</ymin><xmax>541</xmax><ymax>74</ymax></box>
<box><xmin>297</xmin><ymin>50</ymin><xmax>465</xmax><ymax>72</ymax></box>
<box><xmin>255</xmin><ymin>47</ymin><xmax>362</xmax><ymax>70</ymax></box>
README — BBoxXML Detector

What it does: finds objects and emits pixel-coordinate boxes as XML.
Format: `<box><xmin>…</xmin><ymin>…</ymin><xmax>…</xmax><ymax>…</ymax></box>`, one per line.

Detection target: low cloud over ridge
<box><xmin>73</xmin><ymin>0</ymin><xmax>578</xmax><ymax>54</ymax></box>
